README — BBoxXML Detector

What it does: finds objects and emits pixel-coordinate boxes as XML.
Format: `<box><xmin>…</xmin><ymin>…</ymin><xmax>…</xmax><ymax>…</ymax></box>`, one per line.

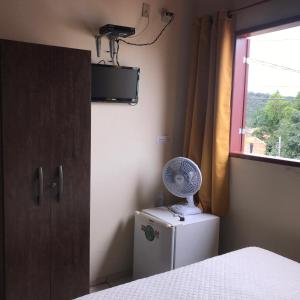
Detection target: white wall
<box><xmin>196</xmin><ymin>0</ymin><xmax>300</xmax><ymax>29</ymax></box>
<box><xmin>89</xmin><ymin>1</ymin><xmax>196</xmax><ymax>284</ymax></box>
<box><xmin>0</xmin><ymin>0</ymin><xmax>197</xmax><ymax>285</ymax></box>
<box><xmin>222</xmin><ymin>158</ymin><xmax>300</xmax><ymax>261</ymax></box>
<box><xmin>234</xmin><ymin>0</ymin><xmax>300</xmax><ymax>31</ymax></box>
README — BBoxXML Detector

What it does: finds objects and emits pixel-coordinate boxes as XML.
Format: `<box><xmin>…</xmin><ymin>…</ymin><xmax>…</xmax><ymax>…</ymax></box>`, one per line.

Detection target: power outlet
<box><xmin>142</xmin><ymin>3</ymin><xmax>150</xmax><ymax>18</ymax></box>
<box><xmin>156</xmin><ymin>135</ymin><xmax>169</xmax><ymax>144</ymax></box>
<box><xmin>161</xmin><ymin>8</ymin><xmax>174</xmax><ymax>23</ymax></box>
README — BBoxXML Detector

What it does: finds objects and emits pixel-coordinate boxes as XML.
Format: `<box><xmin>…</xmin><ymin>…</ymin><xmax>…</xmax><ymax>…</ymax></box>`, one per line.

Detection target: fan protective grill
<box><xmin>162</xmin><ymin>157</ymin><xmax>202</xmax><ymax>198</ymax></box>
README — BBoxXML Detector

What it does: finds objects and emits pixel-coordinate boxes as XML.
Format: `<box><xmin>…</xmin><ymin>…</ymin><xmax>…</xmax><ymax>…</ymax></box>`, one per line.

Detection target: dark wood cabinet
<box><xmin>0</xmin><ymin>40</ymin><xmax>91</xmax><ymax>300</ymax></box>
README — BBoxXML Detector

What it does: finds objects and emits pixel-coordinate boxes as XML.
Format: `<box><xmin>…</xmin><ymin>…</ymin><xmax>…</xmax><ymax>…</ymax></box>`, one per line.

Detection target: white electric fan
<box><xmin>162</xmin><ymin>157</ymin><xmax>202</xmax><ymax>216</ymax></box>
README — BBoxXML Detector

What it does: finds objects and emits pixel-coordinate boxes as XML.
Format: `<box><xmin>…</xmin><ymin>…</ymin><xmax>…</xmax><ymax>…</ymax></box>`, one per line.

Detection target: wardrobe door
<box><xmin>47</xmin><ymin>46</ymin><xmax>90</xmax><ymax>300</ymax></box>
<box><xmin>1</xmin><ymin>41</ymin><xmax>52</xmax><ymax>300</ymax></box>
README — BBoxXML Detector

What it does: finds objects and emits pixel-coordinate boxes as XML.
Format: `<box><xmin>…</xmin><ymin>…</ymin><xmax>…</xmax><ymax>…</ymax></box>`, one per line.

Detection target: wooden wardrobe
<box><xmin>0</xmin><ymin>40</ymin><xmax>91</xmax><ymax>300</ymax></box>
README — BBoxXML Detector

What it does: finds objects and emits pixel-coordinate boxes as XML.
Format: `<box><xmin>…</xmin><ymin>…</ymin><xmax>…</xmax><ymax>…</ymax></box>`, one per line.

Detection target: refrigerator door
<box><xmin>133</xmin><ymin>212</ymin><xmax>174</xmax><ymax>279</ymax></box>
<box><xmin>174</xmin><ymin>216</ymin><xmax>219</xmax><ymax>268</ymax></box>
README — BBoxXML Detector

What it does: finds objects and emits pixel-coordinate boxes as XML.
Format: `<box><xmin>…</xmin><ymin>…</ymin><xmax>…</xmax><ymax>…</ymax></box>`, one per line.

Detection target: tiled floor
<box><xmin>89</xmin><ymin>276</ymin><xmax>132</xmax><ymax>293</ymax></box>
<box><xmin>89</xmin><ymin>283</ymin><xmax>110</xmax><ymax>293</ymax></box>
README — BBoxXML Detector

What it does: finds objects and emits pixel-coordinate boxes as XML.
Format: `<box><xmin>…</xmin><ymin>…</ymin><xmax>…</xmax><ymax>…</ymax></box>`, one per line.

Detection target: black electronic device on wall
<box><xmin>99</xmin><ymin>24</ymin><xmax>135</xmax><ymax>38</ymax></box>
<box><xmin>91</xmin><ymin>64</ymin><xmax>140</xmax><ymax>104</ymax></box>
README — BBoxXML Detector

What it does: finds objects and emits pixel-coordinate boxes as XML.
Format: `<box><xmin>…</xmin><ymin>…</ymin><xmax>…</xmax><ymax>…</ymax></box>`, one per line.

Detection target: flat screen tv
<box><xmin>91</xmin><ymin>64</ymin><xmax>140</xmax><ymax>103</ymax></box>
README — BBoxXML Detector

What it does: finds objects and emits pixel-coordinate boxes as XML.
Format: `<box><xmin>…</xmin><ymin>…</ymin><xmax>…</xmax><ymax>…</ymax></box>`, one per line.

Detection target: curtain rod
<box><xmin>228</xmin><ymin>0</ymin><xmax>272</xmax><ymax>15</ymax></box>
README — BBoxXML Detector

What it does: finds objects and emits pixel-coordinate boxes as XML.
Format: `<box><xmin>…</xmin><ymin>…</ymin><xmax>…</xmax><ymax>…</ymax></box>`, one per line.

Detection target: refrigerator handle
<box><xmin>170</xmin><ymin>226</ymin><xmax>175</xmax><ymax>270</ymax></box>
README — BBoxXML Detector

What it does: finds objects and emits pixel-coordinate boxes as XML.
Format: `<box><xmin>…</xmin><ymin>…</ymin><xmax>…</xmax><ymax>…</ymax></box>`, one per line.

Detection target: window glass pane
<box><xmin>244</xmin><ymin>25</ymin><xmax>300</xmax><ymax>160</ymax></box>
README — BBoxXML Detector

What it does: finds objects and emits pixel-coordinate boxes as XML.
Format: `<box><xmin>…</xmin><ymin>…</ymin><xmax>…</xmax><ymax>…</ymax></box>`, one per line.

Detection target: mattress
<box><xmin>77</xmin><ymin>247</ymin><xmax>300</xmax><ymax>300</ymax></box>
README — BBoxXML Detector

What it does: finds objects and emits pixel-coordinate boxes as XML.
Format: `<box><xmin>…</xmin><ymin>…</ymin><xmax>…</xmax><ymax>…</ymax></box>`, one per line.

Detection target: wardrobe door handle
<box><xmin>58</xmin><ymin>165</ymin><xmax>63</xmax><ymax>201</ymax></box>
<box><xmin>38</xmin><ymin>167</ymin><xmax>43</xmax><ymax>204</ymax></box>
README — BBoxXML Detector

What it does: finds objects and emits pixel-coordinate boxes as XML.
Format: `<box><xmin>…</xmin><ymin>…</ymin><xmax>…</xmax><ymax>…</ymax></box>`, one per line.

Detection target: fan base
<box><xmin>170</xmin><ymin>203</ymin><xmax>202</xmax><ymax>216</ymax></box>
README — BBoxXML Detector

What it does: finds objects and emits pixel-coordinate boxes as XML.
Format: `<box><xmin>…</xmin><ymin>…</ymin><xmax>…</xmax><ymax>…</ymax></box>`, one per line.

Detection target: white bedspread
<box><xmin>77</xmin><ymin>247</ymin><xmax>300</xmax><ymax>300</ymax></box>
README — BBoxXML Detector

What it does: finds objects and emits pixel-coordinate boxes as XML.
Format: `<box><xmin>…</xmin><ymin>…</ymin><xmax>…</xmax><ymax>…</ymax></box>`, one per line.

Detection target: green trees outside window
<box><xmin>246</xmin><ymin>91</ymin><xmax>300</xmax><ymax>160</ymax></box>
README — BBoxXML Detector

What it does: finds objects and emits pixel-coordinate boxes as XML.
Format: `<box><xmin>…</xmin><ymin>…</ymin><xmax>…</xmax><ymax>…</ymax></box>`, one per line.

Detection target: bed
<box><xmin>77</xmin><ymin>247</ymin><xmax>300</xmax><ymax>300</ymax></box>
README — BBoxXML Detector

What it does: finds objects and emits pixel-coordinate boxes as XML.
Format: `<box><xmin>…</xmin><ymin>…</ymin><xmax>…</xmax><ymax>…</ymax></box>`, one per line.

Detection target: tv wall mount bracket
<box><xmin>95</xmin><ymin>24</ymin><xmax>135</xmax><ymax>62</ymax></box>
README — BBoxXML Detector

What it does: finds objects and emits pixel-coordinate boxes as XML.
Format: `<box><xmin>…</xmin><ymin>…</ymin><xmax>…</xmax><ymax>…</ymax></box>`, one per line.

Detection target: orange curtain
<box><xmin>184</xmin><ymin>12</ymin><xmax>234</xmax><ymax>217</ymax></box>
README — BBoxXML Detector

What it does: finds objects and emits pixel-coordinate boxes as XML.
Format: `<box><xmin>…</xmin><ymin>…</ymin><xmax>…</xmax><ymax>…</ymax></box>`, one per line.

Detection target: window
<box><xmin>230</xmin><ymin>20</ymin><xmax>300</xmax><ymax>164</ymax></box>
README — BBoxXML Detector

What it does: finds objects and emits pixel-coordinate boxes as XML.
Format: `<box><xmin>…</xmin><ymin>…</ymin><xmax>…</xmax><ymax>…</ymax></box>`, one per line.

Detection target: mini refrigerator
<box><xmin>133</xmin><ymin>206</ymin><xmax>220</xmax><ymax>279</ymax></box>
